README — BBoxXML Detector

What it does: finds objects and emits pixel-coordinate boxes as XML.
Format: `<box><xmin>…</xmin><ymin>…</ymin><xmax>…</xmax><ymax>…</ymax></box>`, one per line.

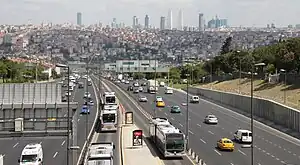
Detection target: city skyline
<box><xmin>0</xmin><ymin>0</ymin><xmax>299</xmax><ymax>27</ymax></box>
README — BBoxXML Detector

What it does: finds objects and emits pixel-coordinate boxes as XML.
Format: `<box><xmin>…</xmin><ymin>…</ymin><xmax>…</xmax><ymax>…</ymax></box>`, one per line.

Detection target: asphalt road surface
<box><xmin>101</xmin><ymin>78</ymin><xmax>194</xmax><ymax>165</ymax></box>
<box><xmin>112</xmin><ymin>79</ymin><xmax>300</xmax><ymax>165</ymax></box>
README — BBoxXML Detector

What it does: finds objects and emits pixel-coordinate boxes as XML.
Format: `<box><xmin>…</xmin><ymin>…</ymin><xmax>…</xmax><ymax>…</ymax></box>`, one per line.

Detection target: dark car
<box><xmin>127</xmin><ymin>86</ymin><xmax>133</xmax><ymax>91</ymax></box>
<box><xmin>78</xmin><ymin>82</ymin><xmax>84</xmax><ymax>88</ymax></box>
<box><xmin>62</xmin><ymin>96</ymin><xmax>67</xmax><ymax>102</ymax></box>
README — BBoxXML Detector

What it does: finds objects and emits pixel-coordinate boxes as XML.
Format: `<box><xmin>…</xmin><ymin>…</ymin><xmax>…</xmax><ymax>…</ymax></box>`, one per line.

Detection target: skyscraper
<box><xmin>145</xmin><ymin>15</ymin><xmax>149</xmax><ymax>29</ymax></box>
<box><xmin>198</xmin><ymin>13</ymin><xmax>204</xmax><ymax>31</ymax></box>
<box><xmin>77</xmin><ymin>12</ymin><xmax>82</xmax><ymax>25</ymax></box>
<box><xmin>160</xmin><ymin>17</ymin><xmax>166</xmax><ymax>30</ymax></box>
<box><xmin>167</xmin><ymin>10</ymin><xmax>173</xmax><ymax>30</ymax></box>
<box><xmin>133</xmin><ymin>16</ymin><xmax>137</xmax><ymax>28</ymax></box>
<box><xmin>178</xmin><ymin>10</ymin><xmax>183</xmax><ymax>30</ymax></box>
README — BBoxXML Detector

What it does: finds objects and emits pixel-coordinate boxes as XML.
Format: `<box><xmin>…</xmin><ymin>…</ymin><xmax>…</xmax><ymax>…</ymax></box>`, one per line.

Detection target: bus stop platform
<box><xmin>121</xmin><ymin>124</ymin><xmax>164</xmax><ymax>165</ymax></box>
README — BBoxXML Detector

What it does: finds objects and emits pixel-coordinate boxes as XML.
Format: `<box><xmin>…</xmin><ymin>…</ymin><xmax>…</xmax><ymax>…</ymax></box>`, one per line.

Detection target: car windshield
<box><xmin>224</xmin><ymin>140</ymin><xmax>232</xmax><ymax>143</ymax></box>
<box><xmin>173</xmin><ymin>106</ymin><xmax>180</xmax><ymax>109</ymax></box>
<box><xmin>208</xmin><ymin>115</ymin><xmax>216</xmax><ymax>118</ymax></box>
<box><xmin>102</xmin><ymin>114</ymin><xmax>116</xmax><ymax>123</ymax></box>
<box><xmin>21</xmin><ymin>154</ymin><xmax>37</xmax><ymax>162</ymax></box>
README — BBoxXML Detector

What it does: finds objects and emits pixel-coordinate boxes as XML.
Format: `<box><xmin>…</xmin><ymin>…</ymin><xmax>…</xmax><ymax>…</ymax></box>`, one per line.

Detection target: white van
<box><xmin>164</xmin><ymin>87</ymin><xmax>173</xmax><ymax>94</ymax></box>
<box><xmin>18</xmin><ymin>143</ymin><xmax>43</xmax><ymax>165</ymax></box>
<box><xmin>234</xmin><ymin>129</ymin><xmax>252</xmax><ymax>143</ymax></box>
<box><xmin>159</xmin><ymin>81</ymin><xmax>165</xmax><ymax>87</ymax></box>
<box><xmin>190</xmin><ymin>96</ymin><xmax>199</xmax><ymax>103</ymax></box>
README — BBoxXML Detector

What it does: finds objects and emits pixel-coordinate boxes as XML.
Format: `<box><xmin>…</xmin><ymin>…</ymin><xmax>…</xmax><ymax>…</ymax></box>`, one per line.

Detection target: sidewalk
<box><xmin>121</xmin><ymin>124</ymin><xmax>164</xmax><ymax>165</ymax></box>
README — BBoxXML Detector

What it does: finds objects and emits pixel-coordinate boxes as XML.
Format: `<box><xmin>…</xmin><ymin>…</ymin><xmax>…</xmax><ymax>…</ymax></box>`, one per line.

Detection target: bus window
<box><xmin>106</xmin><ymin>96</ymin><xmax>116</xmax><ymax>104</ymax></box>
<box><xmin>103</xmin><ymin>114</ymin><xmax>116</xmax><ymax>123</ymax></box>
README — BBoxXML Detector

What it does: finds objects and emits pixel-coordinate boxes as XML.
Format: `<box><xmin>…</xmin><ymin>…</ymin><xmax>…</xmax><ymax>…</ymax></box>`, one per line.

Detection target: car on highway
<box><xmin>125</xmin><ymin>80</ymin><xmax>130</xmax><ymax>84</ymax></box>
<box><xmin>133</xmin><ymin>82</ymin><xmax>139</xmax><ymax>87</ymax></box>
<box><xmin>139</xmin><ymin>96</ymin><xmax>148</xmax><ymax>102</ymax></box>
<box><xmin>138</xmin><ymin>86</ymin><xmax>143</xmax><ymax>92</ymax></box>
<box><xmin>156</xmin><ymin>100</ymin><xmax>165</xmax><ymax>107</ymax></box>
<box><xmin>127</xmin><ymin>86</ymin><xmax>133</xmax><ymax>91</ymax></box>
<box><xmin>65</xmin><ymin>91</ymin><xmax>71</xmax><ymax>97</ymax></box>
<box><xmin>165</xmin><ymin>87</ymin><xmax>173</xmax><ymax>94</ymax></box>
<box><xmin>204</xmin><ymin>115</ymin><xmax>218</xmax><ymax>124</ymax></box>
<box><xmin>78</xmin><ymin>82</ymin><xmax>84</xmax><ymax>88</ymax></box>
<box><xmin>88</xmin><ymin>99</ymin><xmax>94</xmax><ymax>106</ymax></box>
<box><xmin>121</xmin><ymin>79</ymin><xmax>125</xmax><ymax>83</ymax></box>
<box><xmin>81</xmin><ymin>105</ymin><xmax>90</xmax><ymax>114</ymax></box>
<box><xmin>217</xmin><ymin>138</ymin><xmax>234</xmax><ymax>151</ymax></box>
<box><xmin>62</xmin><ymin>96</ymin><xmax>67</xmax><ymax>102</ymax></box>
<box><xmin>141</xmin><ymin>82</ymin><xmax>147</xmax><ymax>86</ymax></box>
<box><xmin>133</xmin><ymin>89</ymin><xmax>139</xmax><ymax>93</ymax></box>
<box><xmin>84</xmin><ymin>92</ymin><xmax>91</xmax><ymax>98</ymax></box>
<box><xmin>190</xmin><ymin>96</ymin><xmax>199</xmax><ymax>103</ymax></box>
<box><xmin>233</xmin><ymin>129</ymin><xmax>252</xmax><ymax>143</ymax></box>
<box><xmin>18</xmin><ymin>143</ymin><xmax>43</xmax><ymax>165</ymax></box>
<box><xmin>156</xmin><ymin>96</ymin><xmax>163</xmax><ymax>101</ymax></box>
<box><xmin>170</xmin><ymin>105</ymin><xmax>181</xmax><ymax>113</ymax></box>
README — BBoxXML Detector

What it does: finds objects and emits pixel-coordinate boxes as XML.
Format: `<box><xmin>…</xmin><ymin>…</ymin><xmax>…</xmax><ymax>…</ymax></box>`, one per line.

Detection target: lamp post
<box><xmin>236</xmin><ymin>50</ymin><xmax>241</xmax><ymax>93</ymax></box>
<box><xmin>185</xmin><ymin>73</ymin><xmax>190</xmax><ymax>150</ymax></box>
<box><xmin>251</xmin><ymin>62</ymin><xmax>265</xmax><ymax>165</ymax></box>
<box><xmin>154</xmin><ymin>52</ymin><xmax>157</xmax><ymax>117</ymax></box>
<box><xmin>280</xmin><ymin>69</ymin><xmax>287</xmax><ymax>104</ymax></box>
<box><xmin>85</xmin><ymin>62</ymin><xmax>89</xmax><ymax>152</ymax></box>
<box><xmin>56</xmin><ymin>63</ymin><xmax>70</xmax><ymax>165</ymax></box>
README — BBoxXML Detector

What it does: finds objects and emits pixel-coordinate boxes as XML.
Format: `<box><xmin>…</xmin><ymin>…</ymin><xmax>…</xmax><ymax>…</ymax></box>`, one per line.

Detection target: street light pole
<box><xmin>67</xmin><ymin>66</ymin><xmax>70</xmax><ymax>165</ymax></box>
<box><xmin>154</xmin><ymin>53</ymin><xmax>157</xmax><ymax>117</ymax></box>
<box><xmin>250</xmin><ymin>66</ymin><xmax>254</xmax><ymax>165</ymax></box>
<box><xmin>280</xmin><ymin>69</ymin><xmax>287</xmax><ymax>104</ymax></box>
<box><xmin>85</xmin><ymin>63</ymin><xmax>89</xmax><ymax>149</ymax></box>
<box><xmin>186</xmin><ymin>73</ymin><xmax>190</xmax><ymax>150</ymax></box>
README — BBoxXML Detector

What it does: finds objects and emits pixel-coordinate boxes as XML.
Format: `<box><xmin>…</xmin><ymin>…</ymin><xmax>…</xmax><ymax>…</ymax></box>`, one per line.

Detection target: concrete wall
<box><xmin>187</xmin><ymin>87</ymin><xmax>300</xmax><ymax>134</ymax></box>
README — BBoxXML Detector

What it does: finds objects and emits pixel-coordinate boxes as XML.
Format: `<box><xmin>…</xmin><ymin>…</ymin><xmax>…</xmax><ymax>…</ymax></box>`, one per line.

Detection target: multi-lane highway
<box><xmin>108</xmin><ymin>79</ymin><xmax>300</xmax><ymax>165</ymax></box>
<box><xmin>100</xmin><ymin>78</ymin><xmax>194</xmax><ymax>165</ymax></box>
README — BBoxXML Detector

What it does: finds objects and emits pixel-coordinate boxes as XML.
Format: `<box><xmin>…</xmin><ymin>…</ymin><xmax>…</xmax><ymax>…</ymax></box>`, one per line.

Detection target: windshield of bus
<box><xmin>166</xmin><ymin>133</ymin><xmax>185</xmax><ymax>151</ymax></box>
<box><xmin>21</xmin><ymin>154</ymin><xmax>38</xmax><ymax>162</ymax></box>
<box><xmin>105</xmin><ymin>96</ymin><xmax>116</xmax><ymax>104</ymax></box>
<box><xmin>102</xmin><ymin>114</ymin><xmax>116</xmax><ymax>123</ymax></box>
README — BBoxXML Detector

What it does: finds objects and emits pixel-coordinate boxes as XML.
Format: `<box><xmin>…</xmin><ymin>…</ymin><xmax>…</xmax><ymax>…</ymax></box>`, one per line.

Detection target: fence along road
<box><xmin>115</xmin><ymin>80</ymin><xmax>300</xmax><ymax>165</ymax></box>
<box><xmin>0</xmin><ymin>82</ymin><xmax>78</xmax><ymax>165</ymax></box>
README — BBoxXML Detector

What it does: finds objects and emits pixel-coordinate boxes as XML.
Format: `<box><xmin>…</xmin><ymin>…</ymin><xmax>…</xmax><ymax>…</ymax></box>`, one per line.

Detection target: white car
<box><xmin>165</xmin><ymin>87</ymin><xmax>173</xmax><ymax>94</ymax></box>
<box><xmin>125</xmin><ymin>80</ymin><xmax>130</xmax><ymax>84</ymax></box>
<box><xmin>121</xmin><ymin>79</ymin><xmax>125</xmax><ymax>83</ymax></box>
<box><xmin>234</xmin><ymin>129</ymin><xmax>252</xmax><ymax>143</ymax></box>
<box><xmin>204</xmin><ymin>115</ymin><xmax>218</xmax><ymax>124</ymax></box>
<box><xmin>190</xmin><ymin>96</ymin><xmax>199</xmax><ymax>103</ymax></box>
<box><xmin>84</xmin><ymin>92</ymin><xmax>91</xmax><ymax>98</ymax></box>
<box><xmin>138</xmin><ymin>87</ymin><xmax>143</xmax><ymax>92</ymax></box>
<box><xmin>133</xmin><ymin>82</ymin><xmax>139</xmax><ymax>87</ymax></box>
<box><xmin>65</xmin><ymin>91</ymin><xmax>71</xmax><ymax>96</ymax></box>
<box><xmin>88</xmin><ymin>99</ymin><xmax>94</xmax><ymax>106</ymax></box>
<box><xmin>139</xmin><ymin>96</ymin><xmax>148</xmax><ymax>102</ymax></box>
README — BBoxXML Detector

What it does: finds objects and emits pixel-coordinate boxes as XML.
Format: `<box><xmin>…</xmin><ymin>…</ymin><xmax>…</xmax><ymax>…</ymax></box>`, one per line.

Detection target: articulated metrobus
<box><xmin>149</xmin><ymin>117</ymin><xmax>186</xmax><ymax>158</ymax></box>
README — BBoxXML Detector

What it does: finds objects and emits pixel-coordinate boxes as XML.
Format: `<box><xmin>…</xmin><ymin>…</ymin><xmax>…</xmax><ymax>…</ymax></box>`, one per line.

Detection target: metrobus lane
<box><xmin>104</xmin><ymin>80</ymin><xmax>195</xmax><ymax>165</ymax></box>
<box><xmin>158</xmin><ymin>88</ymin><xmax>300</xmax><ymax>165</ymax></box>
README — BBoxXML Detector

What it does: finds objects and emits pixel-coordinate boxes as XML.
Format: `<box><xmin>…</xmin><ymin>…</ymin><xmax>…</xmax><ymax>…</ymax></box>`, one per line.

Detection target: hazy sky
<box><xmin>0</xmin><ymin>0</ymin><xmax>299</xmax><ymax>27</ymax></box>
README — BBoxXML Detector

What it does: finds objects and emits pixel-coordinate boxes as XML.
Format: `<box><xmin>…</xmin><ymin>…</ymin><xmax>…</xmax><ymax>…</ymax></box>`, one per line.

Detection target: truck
<box><xmin>86</xmin><ymin>142</ymin><xmax>115</xmax><ymax>165</ymax></box>
<box><xmin>147</xmin><ymin>80</ymin><xmax>158</xmax><ymax>94</ymax></box>
<box><xmin>0</xmin><ymin>154</ymin><xmax>3</xmax><ymax>165</ymax></box>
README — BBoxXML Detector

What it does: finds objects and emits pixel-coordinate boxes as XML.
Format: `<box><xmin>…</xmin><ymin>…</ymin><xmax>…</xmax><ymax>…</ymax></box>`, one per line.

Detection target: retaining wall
<box><xmin>187</xmin><ymin>87</ymin><xmax>300</xmax><ymax>134</ymax></box>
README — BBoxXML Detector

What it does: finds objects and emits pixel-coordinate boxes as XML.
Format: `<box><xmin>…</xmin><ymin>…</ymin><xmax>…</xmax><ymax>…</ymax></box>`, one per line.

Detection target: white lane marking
<box><xmin>78</xmin><ymin>119</ymin><xmax>80</xmax><ymax>122</ymax></box>
<box><xmin>171</xmin><ymin>117</ymin><xmax>174</xmax><ymax>120</ymax></box>
<box><xmin>164</xmin><ymin>112</ymin><xmax>168</xmax><ymax>116</ymax></box>
<box><xmin>179</xmin><ymin>123</ymin><xmax>183</xmax><ymax>127</ymax></box>
<box><xmin>266</xmin><ymin>152</ymin><xmax>270</xmax><ymax>155</ymax></box>
<box><xmin>180</xmin><ymin>113</ymin><xmax>183</xmax><ymax>116</ymax></box>
<box><xmin>293</xmin><ymin>153</ymin><xmax>296</xmax><ymax>156</ymax></box>
<box><xmin>288</xmin><ymin>151</ymin><xmax>291</xmax><ymax>153</ymax></box>
<box><xmin>197</xmin><ymin>124</ymin><xmax>201</xmax><ymax>127</ymax></box>
<box><xmin>189</xmin><ymin>118</ymin><xmax>191</xmax><ymax>120</ymax></box>
<box><xmin>262</xmin><ymin>150</ymin><xmax>266</xmax><ymax>153</ymax></box>
<box><xmin>200</xmin><ymin>139</ymin><xmax>206</xmax><ymax>144</ymax></box>
<box><xmin>238</xmin><ymin>149</ymin><xmax>246</xmax><ymax>156</ymax></box>
<box><xmin>208</xmin><ymin>131</ymin><xmax>214</xmax><ymax>135</ymax></box>
<box><xmin>230</xmin><ymin>163</ymin><xmax>234</xmax><ymax>165</ymax></box>
<box><xmin>271</xmin><ymin>155</ymin><xmax>275</xmax><ymax>158</ymax></box>
<box><xmin>64</xmin><ymin>114</ymin><xmax>67</xmax><ymax>117</ymax></box>
<box><xmin>276</xmin><ymin>158</ymin><xmax>280</xmax><ymax>161</ymax></box>
<box><xmin>280</xmin><ymin>161</ymin><xmax>285</xmax><ymax>164</ymax></box>
<box><xmin>214</xmin><ymin>149</ymin><xmax>222</xmax><ymax>156</ymax></box>
<box><xmin>189</xmin><ymin>130</ymin><xmax>194</xmax><ymax>135</ymax></box>
<box><xmin>53</xmin><ymin>152</ymin><xmax>58</xmax><ymax>158</ymax></box>
<box><xmin>258</xmin><ymin>163</ymin><xmax>261</xmax><ymax>165</ymax></box>
<box><xmin>221</xmin><ymin>127</ymin><xmax>224</xmax><ymax>130</ymax></box>
<box><xmin>13</xmin><ymin>143</ymin><xmax>19</xmax><ymax>148</ymax></box>
<box><xmin>61</xmin><ymin>140</ymin><xmax>65</xmax><ymax>146</ymax></box>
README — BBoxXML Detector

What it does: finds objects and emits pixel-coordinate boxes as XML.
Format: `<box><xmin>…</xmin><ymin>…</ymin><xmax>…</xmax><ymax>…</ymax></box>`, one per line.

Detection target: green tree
<box><xmin>220</xmin><ymin>36</ymin><xmax>232</xmax><ymax>55</ymax></box>
<box><xmin>169</xmin><ymin>67</ymin><xmax>181</xmax><ymax>83</ymax></box>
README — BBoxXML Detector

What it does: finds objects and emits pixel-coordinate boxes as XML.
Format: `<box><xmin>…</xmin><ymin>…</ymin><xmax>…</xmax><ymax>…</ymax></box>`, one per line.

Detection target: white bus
<box><xmin>149</xmin><ymin>117</ymin><xmax>186</xmax><ymax>158</ymax></box>
<box><xmin>86</xmin><ymin>142</ymin><xmax>115</xmax><ymax>165</ymax></box>
<box><xmin>100</xmin><ymin>108</ymin><xmax>118</xmax><ymax>132</ymax></box>
<box><xmin>103</xmin><ymin>92</ymin><xmax>119</xmax><ymax>107</ymax></box>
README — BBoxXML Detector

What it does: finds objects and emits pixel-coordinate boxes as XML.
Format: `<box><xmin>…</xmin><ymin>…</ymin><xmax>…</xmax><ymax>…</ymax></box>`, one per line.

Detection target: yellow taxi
<box><xmin>217</xmin><ymin>138</ymin><xmax>234</xmax><ymax>151</ymax></box>
<box><xmin>156</xmin><ymin>101</ymin><xmax>165</xmax><ymax>107</ymax></box>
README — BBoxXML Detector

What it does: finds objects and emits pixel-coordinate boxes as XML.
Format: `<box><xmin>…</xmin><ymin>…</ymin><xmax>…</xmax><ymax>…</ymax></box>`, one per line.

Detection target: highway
<box><xmin>99</xmin><ymin>77</ymin><xmax>194</xmax><ymax>165</ymax></box>
<box><xmin>110</xmin><ymin>80</ymin><xmax>300</xmax><ymax>165</ymax></box>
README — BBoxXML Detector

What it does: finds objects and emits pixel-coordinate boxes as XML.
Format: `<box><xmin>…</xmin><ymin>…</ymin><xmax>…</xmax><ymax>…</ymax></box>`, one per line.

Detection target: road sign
<box><xmin>132</xmin><ymin>130</ymin><xmax>143</xmax><ymax>146</ymax></box>
<box><xmin>125</xmin><ymin>112</ymin><xmax>133</xmax><ymax>124</ymax></box>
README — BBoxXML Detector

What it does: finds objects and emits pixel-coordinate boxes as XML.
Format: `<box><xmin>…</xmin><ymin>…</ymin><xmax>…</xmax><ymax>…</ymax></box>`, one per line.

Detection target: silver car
<box><xmin>204</xmin><ymin>115</ymin><xmax>218</xmax><ymax>124</ymax></box>
<box><xmin>139</xmin><ymin>96</ymin><xmax>148</xmax><ymax>102</ymax></box>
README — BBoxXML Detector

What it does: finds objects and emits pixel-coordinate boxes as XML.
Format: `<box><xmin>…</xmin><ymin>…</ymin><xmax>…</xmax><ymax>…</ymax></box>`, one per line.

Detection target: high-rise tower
<box><xmin>198</xmin><ymin>13</ymin><xmax>204</xmax><ymax>31</ymax></box>
<box><xmin>133</xmin><ymin>16</ymin><xmax>137</xmax><ymax>28</ymax></box>
<box><xmin>167</xmin><ymin>10</ymin><xmax>173</xmax><ymax>30</ymax></box>
<box><xmin>160</xmin><ymin>17</ymin><xmax>166</xmax><ymax>30</ymax></box>
<box><xmin>77</xmin><ymin>12</ymin><xmax>82</xmax><ymax>25</ymax></box>
<box><xmin>178</xmin><ymin>10</ymin><xmax>183</xmax><ymax>30</ymax></box>
<box><xmin>145</xmin><ymin>15</ymin><xmax>149</xmax><ymax>28</ymax></box>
